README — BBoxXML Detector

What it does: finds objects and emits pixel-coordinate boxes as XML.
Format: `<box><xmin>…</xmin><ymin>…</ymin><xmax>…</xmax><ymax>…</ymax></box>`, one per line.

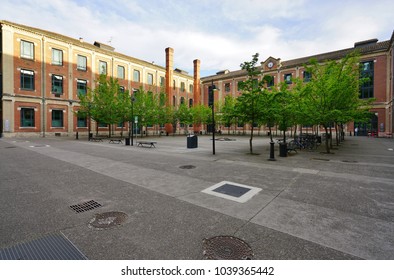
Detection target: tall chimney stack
<box><xmin>193</xmin><ymin>59</ymin><xmax>201</xmax><ymax>133</ymax></box>
<box><xmin>165</xmin><ymin>47</ymin><xmax>174</xmax><ymax>134</ymax></box>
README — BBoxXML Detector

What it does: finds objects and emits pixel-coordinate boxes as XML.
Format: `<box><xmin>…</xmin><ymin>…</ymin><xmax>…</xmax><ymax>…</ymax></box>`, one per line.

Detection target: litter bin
<box><xmin>125</xmin><ymin>138</ymin><xmax>130</xmax><ymax>146</ymax></box>
<box><xmin>279</xmin><ymin>142</ymin><xmax>287</xmax><ymax>157</ymax></box>
<box><xmin>187</xmin><ymin>134</ymin><xmax>198</xmax><ymax>148</ymax></box>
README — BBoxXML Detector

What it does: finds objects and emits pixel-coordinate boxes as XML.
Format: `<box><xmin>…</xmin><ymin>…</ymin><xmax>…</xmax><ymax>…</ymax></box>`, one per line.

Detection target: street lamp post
<box><xmin>130</xmin><ymin>94</ymin><xmax>135</xmax><ymax>146</ymax></box>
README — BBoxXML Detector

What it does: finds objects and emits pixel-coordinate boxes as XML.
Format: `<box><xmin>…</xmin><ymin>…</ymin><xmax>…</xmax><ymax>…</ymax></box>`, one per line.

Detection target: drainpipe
<box><xmin>41</xmin><ymin>36</ymin><xmax>46</xmax><ymax>137</ymax></box>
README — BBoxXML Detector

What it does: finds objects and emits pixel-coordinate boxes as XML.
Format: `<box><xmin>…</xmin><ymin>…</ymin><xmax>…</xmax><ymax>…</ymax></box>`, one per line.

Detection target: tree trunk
<box><xmin>324</xmin><ymin>126</ymin><xmax>330</xmax><ymax>153</ymax></box>
<box><xmin>249</xmin><ymin>125</ymin><xmax>254</xmax><ymax>154</ymax></box>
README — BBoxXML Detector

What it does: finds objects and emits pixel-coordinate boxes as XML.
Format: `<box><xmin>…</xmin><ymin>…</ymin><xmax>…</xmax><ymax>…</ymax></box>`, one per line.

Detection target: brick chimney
<box><xmin>165</xmin><ymin>47</ymin><xmax>174</xmax><ymax>134</ymax></box>
<box><xmin>193</xmin><ymin>59</ymin><xmax>201</xmax><ymax>133</ymax></box>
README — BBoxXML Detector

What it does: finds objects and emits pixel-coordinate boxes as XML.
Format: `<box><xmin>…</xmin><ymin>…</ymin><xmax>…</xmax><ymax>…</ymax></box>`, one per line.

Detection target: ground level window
<box><xmin>20</xmin><ymin>108</ymin><xmax>35</xmax><ymax>127</ymax></box>
<box><xmin>77</xmin><ymin>114</ymin><xmax>87</xmax><ymax>127</ymax></box>
<box><xmin>51</xmin><ymin>110</ymin><xmax>63</xmax><ymax>127</ymax></box>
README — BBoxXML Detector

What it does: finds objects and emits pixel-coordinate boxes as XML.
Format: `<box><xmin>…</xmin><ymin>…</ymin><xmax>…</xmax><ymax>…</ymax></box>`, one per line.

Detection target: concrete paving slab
<box><xmin>251</xmin><ymin>197</ymin><xmax>394</xmax><ymax>259</ymax></box>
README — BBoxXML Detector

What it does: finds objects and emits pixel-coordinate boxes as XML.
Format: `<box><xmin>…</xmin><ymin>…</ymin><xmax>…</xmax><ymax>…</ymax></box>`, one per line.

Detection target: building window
<box><xmin>360</xmin><ymin>61</ymin><xmax>374</xmax><ymax>99</ymax></box>
<box><xmin>77</xmin><ymin>79</ymin><xmax>87</xmax><ymax>96</ymax></box>
<box><xmin>284</xmin><ymin>73</ymin><xmax>292</xmax><ymax>84</ymax></box>
<box><xmin>77</xmin><ymin>55</ymin><xmax>87</xmax><ymax>71</ymax></box>
<box><xmin>267</xmin><ymin>76</ymin><xmax>274</xmax><ymax>87</ymax></box>
<box><xmin>21</xmin><ymin>40</ymin><xmax>34</xmax><ymax>60</ymax></box>
<box><xmin>181</xmin><ymin>82</ymin><xmax>185</xmax><ymax>92</ymax></box>
<box><xmin>51</xmin><ymin>110</ymin><xmax>63</xmax><ymax>127</ymax></box>
<box><xmin>160</xmin><ymin>76</ymin><xmax>165</xmax><ymax>87</ymax></box>
<box><xmin>52</xmin><ymin>48</ymin><xmax>63</xmax><ymax>66</ymax></box>
<box><xmin>20</xmin><ymin>69</ymin><xmax>35</xmax><ymax>90</ymax></box>
<box><xmin>119</xmin><ymin>86</ymin><xmax>125</xmax><ymax>93</ymax></box>
<box><xmin>180</xmin><ymin>97</ymin><xmax>185</xmax><ymax>104</ymax></box>
<box><xmin>51</xmin><ymin>75</ymin><xmax>63</xmax><ymax>94</ymax></box>
<box><xmin>77</xmin><ymin>114</ymin><xmax>87</xmax><ymax>127</ymax></box>
<box><xmin>117</xmin><ymin>65</ymin><xmax>125</xmax><ymax>79</ymax></box>
<box><xmin>133</xmin><ymin>70</ymin><xmax>140</xmax><ymax>82</ymax></box>
<box><xmin>172</xmin><ymin>96</ymin><xmax>176</xmax><ymax>107</ymax></box>
<box><xmin>237</xmin><ymin>81</ymin><xmax>243</xmax><ymax>91</ymax></box>
<box><xmin>189</xmin><ymin>98</ymin><xmax>193</xmax><ymax>108</ymax></box>
<box><xmin>173</xmin><ymin>80</ymin><xmax>176</xmax><ymax>90</ymax></box>
<box><xmin>225</xmin><ymin>83</ymin><xmax>230</xmax><ymax>92</ymax></box>
<box><xmin>147</xmin><ymin>73</ymin><xmax>154</xmax><ymax>85</ymax></box>
<box><xmin>99</xmin><ymin>61</ymin><xmax>107</xmax><ymax>75</ymax></box>
<box><xmin>189</xmin><ymin>84</ymin><xmax>193</xmax><ymax>93</ymax></box>
<box><xmin>303</xmin><ymin>71</ymin><xmax>311</xmax><ymax>82</ymax></box>
<box><xmin>20</xmin><ymin>108</ymin><xmax>35</xmax><ymax>127</ymax></box>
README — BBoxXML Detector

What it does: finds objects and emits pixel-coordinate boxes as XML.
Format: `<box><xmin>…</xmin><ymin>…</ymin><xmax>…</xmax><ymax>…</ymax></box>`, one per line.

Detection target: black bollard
<box><xmin>268</xmin><ymin>141</ymin><xmax>276</xmax><ymax>161</ymax></box>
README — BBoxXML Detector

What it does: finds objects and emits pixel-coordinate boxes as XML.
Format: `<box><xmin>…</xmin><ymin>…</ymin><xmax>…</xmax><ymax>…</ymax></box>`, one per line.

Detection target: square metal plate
<box><xmin>212</xmin><ymin>183</ymin><xmax>251</xmax><ymax>197</ymax></box>
<box><xmin>202</xmin><ymin>181</ymin><xmax>261</xmax><ymax>203</ymax></box>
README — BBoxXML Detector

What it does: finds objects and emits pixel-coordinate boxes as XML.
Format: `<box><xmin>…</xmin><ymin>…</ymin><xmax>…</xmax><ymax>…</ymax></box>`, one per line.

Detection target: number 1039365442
<box><xmin>214</xmin><ymin>266</ymin><xmax>274</xmax><ymax>276</ymax></box>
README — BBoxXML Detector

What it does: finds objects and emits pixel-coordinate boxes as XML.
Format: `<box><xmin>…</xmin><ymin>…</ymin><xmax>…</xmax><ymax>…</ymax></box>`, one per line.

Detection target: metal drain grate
<box><xmin>203</xmin><ymin>236</ymin><xmax>253</xmax><ymax>260</ymax></box>
<box><xmin>0</xmin><ymin>233</ymin><xmax>87</xmax><ymax>260</ymax></box>
<box><xmin>70</xmin><ymin>200</ymin><xmax>102</xmax><ymax>213</ymax></box>
<box><xmin>88</xmin><ymin>211</ymin><xmax>128</xmax><ymax>230</ymax></box>
<box><xmin>179</xmin><ymin>165</ymin><xmax>196</xmax><ymax>169</ymax></box>
<box><xmin>311</xmin><ymin>158</ymin><xmax>330</xmax><ymax>161</ymax></box>
<box><xmin>213</xmin><ymin>183</ymin><xmax>251</xmax><ymax>198</ymax></box>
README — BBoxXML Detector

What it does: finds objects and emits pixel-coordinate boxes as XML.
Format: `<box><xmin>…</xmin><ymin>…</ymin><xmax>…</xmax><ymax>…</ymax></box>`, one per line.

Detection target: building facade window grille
<box><xmin>133</xmin><ymin>70</ymin><xmax>140</xmax><ymax>82</ymax></box>
<box><xmin>77</xmin><ymin>55</ymin><xmax>87</xmax><ymax>71</ymax></box>
<box><xmin>52</xmin><ymin>75</ymin><xmax>63</xmax><ymax>94</ymax></box>
<box><xmin>51</xmin><ymin>110</ymin><xmax>63</xmax><ymax>127</ymax></box>
<box><xmin>117</xmin><ymin>65</ymin><xmax>125</xmax><ymax>79</ymax></box>
<box><xmin>20</xmin><ymin>69</ymin><xmax>35</xmax><ymax>90</ymax></box>
<box><xmin>21</xmin><ymin>40</ymin><xmax>34</xmax><ymax>60</ymax></box>
<box><xmin>284</xmin><ymin>73</ymin><xmax>292</xmax><ymax>84</ymax></box>
<box><xmin>147</xmin><ymin>73</ymin><xmax>154</xmax><ymax>85</ymax></box>
<box><xmin>52</xmin><ymin>48</ymin><xmax>63</xmax><ymax>66</ymax></box>
<box><xmin>360</xmin><ymin>61</ymin><xmax>374</xmax><ymax>99</ymax></box>
<box><xmin>20</xmin><ymin>108</ymin><xmax>35</xmax><ymax>127</ymax></box>
<box><xmin>99</xmin><ymin>61</ymin><xmax>107</xmax><ymax>75</ymax></box>
<box><xmin>77</xmin><ymin>79</ymin><xmax>87</xmax><ymax>96</ymax></box>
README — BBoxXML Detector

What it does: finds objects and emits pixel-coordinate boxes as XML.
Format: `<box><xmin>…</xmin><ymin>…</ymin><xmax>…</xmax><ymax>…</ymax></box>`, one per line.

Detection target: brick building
<box><xmin>0</xmin><ymin>20</ymin><xmax>197</xmax><ymax>137</ymax></box>
<box><xmin>201</xmin><ymin>34</ymin><xmax>394</xmax><ymax>137</ymax></box>
<box><xmin>1</xmin><ymin>20</ymin><xmax>393</xmax><ymax>137</ymax></box>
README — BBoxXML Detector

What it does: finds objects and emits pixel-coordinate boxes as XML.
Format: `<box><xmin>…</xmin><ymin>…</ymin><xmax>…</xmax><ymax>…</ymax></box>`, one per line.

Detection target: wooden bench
<box><xmin>89</xmin><ymin>137</ymin><xmax>104</xmax><ymax>142</ymax></box>
<box><xmin>109</xmin><ymin>138</ymin><xmax>123</xmax><ymax>144</ymax></box>
<box><xmin>136</xmin><ymin>141</ymin><xmax>157</xmax><ymax>148</ymax></box>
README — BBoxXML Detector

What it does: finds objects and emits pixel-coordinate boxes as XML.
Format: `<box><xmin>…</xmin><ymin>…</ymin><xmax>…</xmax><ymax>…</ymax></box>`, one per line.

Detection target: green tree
<box><xmin>221</xmin><ymin>95</ymin><xmax>237</xmax><ymax>134</ymax></box>
<box><xmin>175</xmin><ymin>103</ymin><xmax>192</xmax><ymax>134</ymax></box>
<box><xmin>237</xmin><ymin>53</ymin><xmax>266</xmax><ymax>154</ymax></box>
<box><xmin>303</xmin><ymin>53</ymin><xmax>372</xmax><ymax>153</ymax></box>
<box><xmin>78</xmin><ymin>73</ymin><xmax>126</xmax><ymax>138</ymax></box>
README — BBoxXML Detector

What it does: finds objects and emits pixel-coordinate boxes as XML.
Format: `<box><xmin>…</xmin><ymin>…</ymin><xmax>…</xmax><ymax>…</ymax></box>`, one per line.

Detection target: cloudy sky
<box><xmin>2</xmin><ymin>0</ymin><xmax>393</xmax><ymax>76</ymax></box>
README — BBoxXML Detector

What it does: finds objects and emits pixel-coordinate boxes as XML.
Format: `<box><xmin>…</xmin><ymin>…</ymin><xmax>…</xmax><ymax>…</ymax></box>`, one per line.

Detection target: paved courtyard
<box><xmin>0</xmin><ymin>134</ymin><xmax>393</xmax><ymax>259</ymax></box>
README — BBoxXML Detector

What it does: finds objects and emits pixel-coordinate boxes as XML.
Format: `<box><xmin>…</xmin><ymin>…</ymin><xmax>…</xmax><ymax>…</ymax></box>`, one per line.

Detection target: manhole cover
<box><xmin>88</xmin><ymin>211</ymin><xmax>128</xmax><ymax>230</ymax></box>
<box><xmin>179</xmin><ymin>165</ymin><xmax>196</xmax><ymax>169</ymax></box>
<box><xmin>70</xmin><ymin>200</ymin><xmax>102</xmax><ymax>213</ymax></box>
<box><xmin>203</xmin><ymin>236</ymin><xmax>253</xmax><ymax>260</ymax></box>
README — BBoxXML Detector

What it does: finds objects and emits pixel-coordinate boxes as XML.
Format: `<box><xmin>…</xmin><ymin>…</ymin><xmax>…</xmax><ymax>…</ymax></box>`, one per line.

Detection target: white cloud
<box><xmin>1</xmin><ymin>0</ymin><xmax>393</xmax><ymax>77</ymax></box>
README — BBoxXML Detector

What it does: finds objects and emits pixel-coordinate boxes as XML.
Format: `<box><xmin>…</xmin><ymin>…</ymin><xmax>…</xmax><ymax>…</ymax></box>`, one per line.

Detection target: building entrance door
<box><xmin>354</xmin><ymin>113</ymin><xmax>378</xmax><ymax>136</ymax></box>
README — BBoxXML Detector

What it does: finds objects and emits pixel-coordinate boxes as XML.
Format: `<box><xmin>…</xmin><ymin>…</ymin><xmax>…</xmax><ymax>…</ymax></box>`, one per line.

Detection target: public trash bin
<box><xmin>187</xmin><ymin>134</ymin><xmax>198</xmax><ymax>148</ymax></box>
<box><xmin>279</xmin><ymin>142</ymin><xmax>287</xmax><ymax>157</ymax></box>
<box><xmin>125</xmin><ymin>138</ymin><xmax>130</xmax><ymax>146</ymax></box>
